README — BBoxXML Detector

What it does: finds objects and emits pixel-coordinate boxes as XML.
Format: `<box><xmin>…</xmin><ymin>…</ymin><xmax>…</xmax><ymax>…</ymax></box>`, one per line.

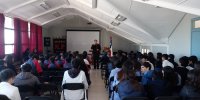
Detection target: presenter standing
<box><xmin>91</xmin><ymin>39</ymin><xmax>101</xmax><ymax>69</ymax></box>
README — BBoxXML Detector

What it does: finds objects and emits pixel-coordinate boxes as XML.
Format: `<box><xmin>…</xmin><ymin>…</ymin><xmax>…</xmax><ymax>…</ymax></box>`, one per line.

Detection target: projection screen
<box><xmin>67</xmin><ymin>31</ymin><xmax>100</xmax><ymax>53</ymax></box>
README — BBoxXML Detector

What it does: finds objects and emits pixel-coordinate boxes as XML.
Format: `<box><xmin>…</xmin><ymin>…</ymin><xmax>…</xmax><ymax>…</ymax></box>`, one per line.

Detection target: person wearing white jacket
<box><xmin>0</xmin><ymin>68</ymin><xmax>21</xmax><ymax>100</ymax></box>
<box><xmin>61</xmin><ymin>58</ymin><xmax>88</xmax><ymax>100</ymax></box>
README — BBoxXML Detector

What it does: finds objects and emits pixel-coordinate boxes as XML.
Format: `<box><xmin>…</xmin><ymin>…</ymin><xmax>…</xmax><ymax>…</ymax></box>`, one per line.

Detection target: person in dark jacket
<box><xmin>0</xmin><ymin>59</ymin><xmax>5</xmax><ymax>72</ymax></box>
<box><xmin>180</xmin><ymin>70</ymin><xmax>200</xmax><ymax>100</ymax></box>
<box><xmin>117</xmin><ymin>60</ymin><xmax>144</xmax><ymax>100</ymax></box>
<box><xmin>4</xmin><ymin>55</ymin><xmax>16</xmax><ymax>74</ymax></box>
<box><xmin>148</xmin><ymin>70</ymin><xmax>169</xmax><ymax>99</ymax></box>
<box><xmin>14</xmin><ymin>63</ymin><xmax>40</xmax><ymax>87</ymax></box>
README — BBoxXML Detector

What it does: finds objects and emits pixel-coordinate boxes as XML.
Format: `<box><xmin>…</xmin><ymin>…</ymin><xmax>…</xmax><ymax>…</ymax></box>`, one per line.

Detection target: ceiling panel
<box><xmin>0</xmin><ymin>0</ymin><xmax>26</xmax><ymax>10</ymax></box>
<box><xmin>181</xmin><ymin>0</ymin><xmax>200</xmax><ymax>9</ymax></box>
<box><xmin>158</xmin><ymin>0</ymin><xmax>183</xmax><ymax>4</ymax></box>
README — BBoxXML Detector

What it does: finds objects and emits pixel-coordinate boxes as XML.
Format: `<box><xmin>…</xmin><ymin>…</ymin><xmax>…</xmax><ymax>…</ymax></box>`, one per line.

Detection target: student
<box><xmin>4</xmin><ymin>55</ymin><xmax>16</xmax><ymax>74</ymax></box>
<box><xmin>187</xmin><ymin>56</ymin><xmax>198</xmax><ymax>70</ymax></box>
<box><xmin>141</xmin><ymin>62</ymin><xmax>153</xmax><ymax>86</ymax></box>
<box><xmin>168</xmin><ymin>54</ymin><xmax>178</xmax><ymax>69</ymax></box>
<box><xmin>175</xmin><ymin>56</ymin><xmax>189</xmax><ymax>87</ymax></box>
<box><xmin>141</xmin><ymin>55</ymin><xmax>154</xmax><ymax>70</ymax></box>
<box><xmin>117</xmin><ymin>60</ymin><xmax>144</xmax><ymax>100</ymax></box>
<box><xmin>48</xmin><ymin>57</ymin><xmax>56</xmax><ymax>69</ymax></box>
<box><xmin>162</xmin><ymin>54</ymin><xmax>174</xmax><ymax>68</ymax></box>
<box><xmin>148</xmin><ymin>70</ymin><xmax>169</xmax><ymax>99</ymax></box>
<box><xmin>0</xmin><ymin>69</ymin><xmax>21</xmax><ymax>100</ymax></box>
<box><xmin>163</xmin><ymin>66</ymin><xmax>180</xmax><ymax>95</ymax></box>
<box><xmin>14</xmin><ymin>63</ymin><xmax>40</xmax><ymax>87</ymax></box>
<box><xmin>180</xmin><ymin>70</ymin><xmax>200</xmax><ymax>100</ymax></box>
<box><xmin>61</xmin><ymin>58</ymin><xmax>88</xmax><ymax>100</ymax></box>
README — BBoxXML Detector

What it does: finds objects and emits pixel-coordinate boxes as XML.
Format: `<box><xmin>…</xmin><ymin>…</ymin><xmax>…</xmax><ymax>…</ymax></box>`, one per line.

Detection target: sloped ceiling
<box><xmin>0</xmin><ymin>0</ymin><xmax>199</xmax><ymax>44</ymax></box>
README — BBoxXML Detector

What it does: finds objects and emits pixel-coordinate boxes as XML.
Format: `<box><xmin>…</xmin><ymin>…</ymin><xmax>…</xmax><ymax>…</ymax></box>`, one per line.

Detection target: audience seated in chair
<box><xmin>14</xmin><ymin>63</ymin><xmax>40</xmax><ymax>87</ymax></box>
<box><xmin>0</xmin><ymin>69</ymin><xmax>21</xmax><ymax>100</ymax></box>
<box><xmin>61</xmin><ymin>58</ymin><xmax>88</xmax><ymax>100</ymax></box>
<box><xmin>117</xmin><ymin>60</ymin><xmax>145</xmax><ymax>100</ymax></box>
<box><xmin>180</xmin><ymin>70</ymin><xmax>200</xmax><ymax>100</ymax></box>
<box><xmin>141</xmin><ymin>62</ymin><xmax>153</xmax><ymax>86</ymax></box>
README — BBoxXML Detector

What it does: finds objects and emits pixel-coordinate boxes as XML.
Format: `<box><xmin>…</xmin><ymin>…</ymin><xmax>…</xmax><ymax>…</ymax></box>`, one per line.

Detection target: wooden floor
<box><xmin>88</xmin><ymin>69</ymin><xmax>108</xmax><ymax>100</ymax></box>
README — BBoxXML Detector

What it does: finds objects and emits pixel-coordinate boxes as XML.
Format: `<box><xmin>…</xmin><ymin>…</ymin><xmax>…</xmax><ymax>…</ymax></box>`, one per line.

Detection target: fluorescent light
<box><xmin>115</xmin><ymin>14</ymin><xmax>127</xmax><ymax>21</ymax></box>
<box><xmin>40</xmin><ymin>2</ymin><xmax>51</xmax><ymax>10</ymax></box>
<box><xmin>111</xmin><ymin>21</ymin><xmax>120</xmax><ymax>26</ymax></box>
<box><xmin>92</xmin><ymin>0</ymin><xmax>97</xmax><ymax>8</ymax></box>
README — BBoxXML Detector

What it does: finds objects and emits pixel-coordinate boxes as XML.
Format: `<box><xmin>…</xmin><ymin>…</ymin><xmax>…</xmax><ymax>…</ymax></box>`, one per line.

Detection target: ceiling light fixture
<box><xmin>40</xmin><ymin>2</ymin><xmax>51</xmax><ymax>10</ymax></box>
<box><xmin>111</xmin><ymin>21</ymin><xmax>120</xmax><ymax>26</ymax></box>
<box><xmin>92</xmin><ymin>0</ymin><xmax>97</xmax><ymax>8</ymax></box>
<box><xmin>115</xmin><ymin>14</ymin><xmax>127</xmax><ymax>21</ymax></box>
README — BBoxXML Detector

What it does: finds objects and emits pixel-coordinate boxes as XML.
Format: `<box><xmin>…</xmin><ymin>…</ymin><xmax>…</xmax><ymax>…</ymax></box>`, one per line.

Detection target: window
<box><xmin>28</xmin><ymin>22</ymin><xmax>30</xmax><ymax>38</ymax></box>
<box><xmin>141</xmin><ymin>48</ymin><xmax>150</xmax><ymax>54</ymax></box>
<box><xmin>4</xmin><ymin>17</ymin><xmax>14</xmax><ymax>54</ymax></box>
<box><xmin>194</xmin><ymin>20</ymin><xmax>200</xmax><ymax>28</ymax></box>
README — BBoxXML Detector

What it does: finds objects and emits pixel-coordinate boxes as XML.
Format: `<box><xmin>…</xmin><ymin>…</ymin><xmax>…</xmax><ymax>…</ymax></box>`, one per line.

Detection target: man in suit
<box><xmin>91</xmin><ymin>39</ymin><xmax>101</xmax><ymax>69</ymax></box>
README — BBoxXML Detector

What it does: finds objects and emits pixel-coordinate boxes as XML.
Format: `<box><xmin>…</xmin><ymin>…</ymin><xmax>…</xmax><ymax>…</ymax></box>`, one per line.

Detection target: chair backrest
<box><xmin>62</xmin><ymin>83</ymin><xmax>84</xmax><ymax>90</ymax></box>
<box><xmin>62</xmin><ymin>83</ymin><xmax>85</xmax><ymax>100</ymax></box>
<box><xmin>24</xmin><ymin>96</ymin><xmax>53</xmax><ymax>100</ymax></box>
<box><xmin>122</xmin><ymin>97</ymin><xmax>148</xmax><ymax>100</ymax></box>
<box><xmin>155</xmin><ymin>96</ymin><xmax>181</xmax><ymax>100</ymax></box>
<box><xmin>16</xmin><ymin>85</ymin><xmax>36</xmax><ymax>100</ymax></box>
<box><xmin>186</xmin><ymin>96</ymin><xmax>200</xmax><ymax>100</ymax></box>
<box><xmin>39</xmin><ymin>83</ymin><xmax>59</xmax><ymax>96</ymax></box>
<box><xmin>0</xmin><ymin>95</ymin><xmax>10</xmax><ymax>100</ymax></box>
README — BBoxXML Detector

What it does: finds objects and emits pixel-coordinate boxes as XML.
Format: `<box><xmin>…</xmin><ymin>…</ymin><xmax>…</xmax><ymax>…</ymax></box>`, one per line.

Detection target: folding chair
<box><xmin>122</xmin><ymin>97</ymin><xmax>149</xmax><ymax>100</ymax></box>
<box><xmin>62</xmin><ymin>83</ymin><xmax>86</xmax><ymax>100</ymax></box>
<box><xmin>24</xmin><ymin>96</ymin><xmax>53</xmax><ymax>100</ymax></box>
<box><xmin>155</xmin><ymin>96</ymin><xmax>181</xmax><ymax>100</ymax></box>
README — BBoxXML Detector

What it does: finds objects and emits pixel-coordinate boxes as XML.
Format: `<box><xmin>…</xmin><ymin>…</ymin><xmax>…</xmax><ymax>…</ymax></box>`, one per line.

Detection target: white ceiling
<box><xmin>0</xmin><ymin>0</ymin><xmax>199</xmax><ymax>44</ymax></box>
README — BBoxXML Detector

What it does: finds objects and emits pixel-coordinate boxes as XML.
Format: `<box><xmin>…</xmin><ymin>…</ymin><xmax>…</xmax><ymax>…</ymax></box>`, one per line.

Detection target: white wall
<box><xmin>169</xmin><ymin>14</ymin><xmax>197</xmax><ymax>61</ymax></box>
<box><xmin>43</xmin><ymin>15</ymin><xmax>139</xmax><ymax>53</ymax></box>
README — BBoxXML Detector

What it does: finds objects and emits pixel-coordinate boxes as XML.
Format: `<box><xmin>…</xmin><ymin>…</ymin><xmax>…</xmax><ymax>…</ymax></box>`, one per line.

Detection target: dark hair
<box><xmin>32</xmin><ymin>54</ymin><xmax>39</xmax><ymax>60</ymax></box>
<box><xmin>141</xmin><ymin>55</ymin><xmax>148</xmax><ymax>59</ymax></box>
<box><xmin>162</xmin><ymin>54</ymin><xmax>168</xmax><ymax>60</ymax></box>
<box><xmin>187</xmin><ymin>70</ymin><xmax>200</xmax><ymax>90</ymax></box>
<box><xmin>82</xmin><ymin>51</ymin><xmax>87</xmax><ymax>59</ymax></box>
<box><xmin>72</xmin><ymin>58</ymin><xmax>81</xmax><ymax>69</ymax></box>
<box><xmin>112</xmin><ymin>57</ymin><xmax>122</xmax><ymax>68</ymax></box>
<box><xmin>21</xmin><ymin>64</ymin><xmax>32</xmax><ymax>72</ymax></box>
<box><xmin>153</xmin><ymin>70</ymin><xmax>163</xmax><ymax>80</ymax></box>
<box><xmin>189</xmin><ymin>56</ymin><xmax>198</xmax><ymax>64</ymax></box>
<box><xmin>157</xmin><ymin>52</ymin><xmax>162</xmax><ymax>61</ymax></box>
<box><xmin>147</xmin><ymin>52</ymin><xmax>156</xmax><ymax>65</ymax></box>
<box><xmin>194</xmin><ymin>61</ymin><xmax>200</xmax><ymax>70</ymax></box>
<box><xmin>122</xmin><ymin>60</ymin><xmax>134</xmax><ymax>72</ymax></box>
<box><xmin>179</xmin><ymin>56</ymin><xmax>189</xmax><ymax>67</ymax></box>
<box><xmin>0</xmin><ymin>95</ymin><xmax>10</xmax><ymax>100</ymax></box>
<box><xmin>50</xmin><ymin>57</ymin><xmax>55</xmax><ymax>63</ymax></box>
<box><xmin>163</xmin><ymin>66</ymin><xmax>178</xmax><ymax>87</ymax></box>
<box><xmin>5</xmin><ymin>55</ymin><xmax>13</xmax><ymax>65</ymax></box>
<box><xmin>142</xmin><ymin>62</ymin><xmax>151</xmax><ymax>70</ymax></box>
<box><xmin>169</xmin><ymin>54</ymin><xmax>175</xmax><ymax>60</ymax></box>
<box><xmin>0</xmin><ymin>69</ymin><xmax>15</xmax><ymax>82</ymax></box>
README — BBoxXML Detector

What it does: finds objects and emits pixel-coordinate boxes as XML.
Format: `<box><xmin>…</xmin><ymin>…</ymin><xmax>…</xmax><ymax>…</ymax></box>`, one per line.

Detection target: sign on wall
<box><xmin>53</xmin><ymin>39</ymin><xmax>66</xmax><ymax>53</ymax></box>
<box><xmin>44</xmin><ymin>37</ymin><xmax>51</xmax><ymax>47</ymax></box>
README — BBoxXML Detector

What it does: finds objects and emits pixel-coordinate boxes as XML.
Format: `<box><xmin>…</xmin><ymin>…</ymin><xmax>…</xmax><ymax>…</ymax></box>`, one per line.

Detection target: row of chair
<box><xmin>122</xmin><ymin>96</ymin><xmax>200</xmax><ymax>100</ymax></box>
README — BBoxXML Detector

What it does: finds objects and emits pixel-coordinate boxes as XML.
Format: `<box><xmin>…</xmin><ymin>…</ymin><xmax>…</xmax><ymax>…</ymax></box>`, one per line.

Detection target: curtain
<box><xmin>37</xmin><ymin>26</ymin><xmax>43</xmax><ymax>53</ymax></box>
<box><xmin>0</xmin><ymin>13</ymin><xmax>5</xmax><ymax>58</ymax></box>
<box><xmin>20</xmin><ymin>19</ymin><xmax>28</xmax><ymax>53</ymax></box>
<box><xmin>30</xmin><ymin>23</ymin><xmax>37</xmax><ymax>52</ymax></box>
<box><xmin>14</xmin><ymin>18</ymin><xmax>21</xmax><ymax>60</ymax></box>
